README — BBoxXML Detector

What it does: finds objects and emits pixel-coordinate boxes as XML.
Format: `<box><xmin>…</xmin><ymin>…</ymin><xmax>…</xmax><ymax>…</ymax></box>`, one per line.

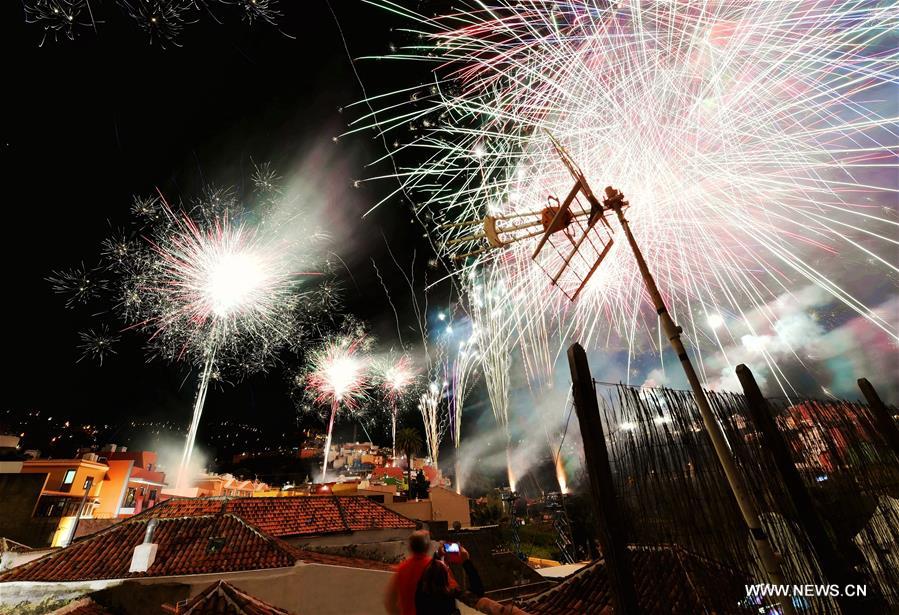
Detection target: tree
<box><xmin>395</xmin><ymin>427</ymin><xmax>423</xmax><ymax>493</ymax></box>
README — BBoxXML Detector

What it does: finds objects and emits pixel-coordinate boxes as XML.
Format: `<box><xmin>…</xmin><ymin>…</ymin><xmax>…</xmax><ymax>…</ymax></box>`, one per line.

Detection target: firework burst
<box><xmin>304</xmin><ymin>334</ymin><xmax>370</xmax><ymax>482</ymax></box>
<box><xmin>48</xmin><ymin>262</ymin><xmax>108</xmax><ymax>309</ymax></box>
<box><xmin>373</xmin><ymin>353</ymin><xmax>418</xmax><ymax>462</ymax></box>
<box><xmin>51</xmin><ymin>165</ymin><xmax>334</xmax><ymax>489</ymax></box>
<box><xmin>77</xmin><ymin>325</ymin><xmax>120</xmax><ymax>366</ymax></box>
<box><xmin>355</xmin><ymin>0</ymin><xmax>899</xmax><ymax>396</ymax></box>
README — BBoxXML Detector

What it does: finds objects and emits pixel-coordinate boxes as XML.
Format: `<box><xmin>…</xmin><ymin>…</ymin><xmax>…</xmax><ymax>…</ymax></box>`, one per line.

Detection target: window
<box><xmin>149</xmin><ymin>489</ymin><xmax>157</xmax><ymax>501</ymax></box>
<box><xmin>60</xmin><ymin>469</ymin><xmax>76</xmax><ymax>491</ymax></box>
<box><xmin>83</xmin><ymin>477</ymin><xmax>93</xmax><ymax>490</ymax></box>
<box><xmin>124</xmin><ymin>487</ymin><xmax>136</xmax><ymax>508</ymax></box>
<box><xmin>34</xmin><ymin>496</ymin><xmax>77</xmax><ymax>518</ymax></box>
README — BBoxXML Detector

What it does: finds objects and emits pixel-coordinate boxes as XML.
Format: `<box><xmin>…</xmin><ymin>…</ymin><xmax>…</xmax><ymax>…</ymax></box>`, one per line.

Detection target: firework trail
<box><xmin>304</xmin><ymin>333</ymin><xmax>370</xmax><ymax>482</ymax></box>
<box><xmin>448</xmin><ymin>312</ymin><xmax>480</xmax><ymax>492</ymax></box>
<box><xmin>468</xmin><ymin>264</ymin><xmax>518</xmax><ymax>489</ymax></box>
<box><xmin>353</xmin><ymin>0</ymin><xmax>899</xmax><ymax>397</ymax></box>
<box><xmin>419</xmin><ymin>375</ymin><xmax>448</xmax><ymax>466</ymax></box>
<box><xmin>373</xmin><ymin>353</ymin><xmax>418</xmax><ymax>463</ymax></box>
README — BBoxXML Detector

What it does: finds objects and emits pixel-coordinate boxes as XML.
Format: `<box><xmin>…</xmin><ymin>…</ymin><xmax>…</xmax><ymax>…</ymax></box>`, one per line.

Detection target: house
<box><xmin>191</xmin><ymin>473</ymin><xmax>271</xmax><ymax>498</ymax></box>
<box><xmin>2</xmin><ymin>457</ymin><xmax>110</xmax><ymax>547</ymax></box>
<box><xmin>166</xmin><ymin>579</ymin><xmax>293</xmax><ymax>614</ymax></box>
<box><xmin>0</xmin><ymin>448</ymin><xmax>171</xmax><ymax>548</ymax></box>
<box><xmin>516</xmin><ymin>545</ymin><xmax>752</xmax><ymax>614</ymax></box>
<box><xmin>98</xmin><ymin>449</ymin><xmax>168</xmax><ymax>518</ymax></box>
<box><xmin>376</xmin><ymin>485</ymin><xmax>473</xmax><ymax>529</ymax></box>
<box><xmin>0</xmin><ymin>495</ymin><xmax>407</xmax><ymax>615</ymax></box>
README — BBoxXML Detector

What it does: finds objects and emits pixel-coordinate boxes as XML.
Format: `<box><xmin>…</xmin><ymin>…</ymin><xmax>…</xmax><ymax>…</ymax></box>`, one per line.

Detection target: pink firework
<box><xmin>305</xmin><ymin>335</ymin><xmax>370</xmax><ymax>482</ymax></box>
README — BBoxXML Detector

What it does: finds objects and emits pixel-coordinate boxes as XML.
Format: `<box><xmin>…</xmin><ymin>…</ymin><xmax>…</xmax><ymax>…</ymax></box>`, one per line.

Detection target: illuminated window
<box><xmin>124</xmin><ymin>487</ymin><xmax>136</xmax><ymax>508</ymax></box>
<box><xmin>60</xmin><ymin>469</ymin><xmax>76</xmax><ymax>491</ymax></box>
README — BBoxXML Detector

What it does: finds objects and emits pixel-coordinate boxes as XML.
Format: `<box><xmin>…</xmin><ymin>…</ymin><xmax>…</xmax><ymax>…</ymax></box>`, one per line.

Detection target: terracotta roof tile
<box><xmin>336</xmin><ymin>496</ymin><xmax>416</xmax><ymax>532</ymax></box>
<box><xmin>140</xmin><ymin>495</ymin><xmax>415</xmax><ymax>537</ymax></box>
<box><xmin>227</xmin><ymin>497</ymin><xmax>348</xmax><ymax>537</ymax></box>
<box><xmin>178</xmin><ymin>580</ymin><xmax>293</xmax><ymax>615</ymax></box>
<box><xmin>0</xmin><ymin>495</ymin><xmax>411</xmax><ymax>584</ymax></box>
<box><xmin>0</xmin><ymin>514</ymin><xmax>297</xmax><ymax>583</ymax></box>
<box><xmin>139</xmin><ymin>498</ymin><xmax>227</xmax><ymax>519</ymax></box>
<box><xmin>520</xmin><ymin>546</ymin><xmax>751</xmax><ymax>615</ymax></box>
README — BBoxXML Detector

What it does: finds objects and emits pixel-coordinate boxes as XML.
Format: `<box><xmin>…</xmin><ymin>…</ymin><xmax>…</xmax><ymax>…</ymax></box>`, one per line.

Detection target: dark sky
<box><xmin>1</xmin><ymin>2</ymin><xmax>441</xmax><ymax>439</ymax></box>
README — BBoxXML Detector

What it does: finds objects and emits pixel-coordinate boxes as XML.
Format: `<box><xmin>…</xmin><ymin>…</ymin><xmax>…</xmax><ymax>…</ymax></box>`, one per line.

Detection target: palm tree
<box><xmin>395</xmin><ymin>427</ymin><xmax>423</xmax><ymax>493</ymax></box>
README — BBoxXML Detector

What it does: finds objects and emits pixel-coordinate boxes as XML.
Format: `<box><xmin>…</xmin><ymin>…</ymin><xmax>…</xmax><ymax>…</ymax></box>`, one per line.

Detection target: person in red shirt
<box><xmin>384</xmin><ymin>530</ymin><xmax>458</xmax><ymax>615</ymax></box>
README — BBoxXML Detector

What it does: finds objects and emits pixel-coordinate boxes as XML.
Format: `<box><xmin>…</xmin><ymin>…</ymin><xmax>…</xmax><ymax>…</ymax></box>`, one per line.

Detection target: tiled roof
<box><xmin>519</xmin><ymin>545</ymin><xmax>751</xmax><ymax>615</ymax></box>
<box><xmin>0</xmin><ymin>514</ymin><xmax>298</xmax><ymax>583</ymax></box>
<box><xmin>141</xmin><ymin>495</ymin><xmax>415</xmax><ymax>537</ymax></box>
<box><xmin>177</xmin><ymin>580</ymin><xmax>293</xmax><ymax>615</ymax></box>
<box><xmin>337</xmin><ymin>495</ymin><xmax>415</xmax><ymax>531</ymax></box>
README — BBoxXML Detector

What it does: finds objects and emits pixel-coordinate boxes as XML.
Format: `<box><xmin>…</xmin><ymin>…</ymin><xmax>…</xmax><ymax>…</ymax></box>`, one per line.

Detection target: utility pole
<box><xmin>602</xmin><ymin>187</ymin><xmax>795</xmax><ymax>615</ymax></box>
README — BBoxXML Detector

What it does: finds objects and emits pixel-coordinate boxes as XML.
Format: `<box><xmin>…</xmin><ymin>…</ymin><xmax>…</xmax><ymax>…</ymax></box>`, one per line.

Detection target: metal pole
<box><xmin>605</xmin><ymin>187</ymin><xmax>795</xmax><ymax>614</ymax></box>
<box><xmin>568</xmin><ymin>343</ymin><xmax>640</xmax><ymax>614</ymax></box>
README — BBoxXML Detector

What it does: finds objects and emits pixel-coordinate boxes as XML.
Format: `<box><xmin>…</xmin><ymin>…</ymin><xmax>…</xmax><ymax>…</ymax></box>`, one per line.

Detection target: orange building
<box><xmin>18</xmin><ymin>458</ymin><xmax>108</xmax><ymax>547</ymax></box>
<box><xmin>95</xmin><ymin>450</ymin><xmax>168</xmax><ymax>519</ymax></box>
<box><xmin>193</xmin><ymin>473</ymin><xmax>270</xmax><ymax>497</ymax></box>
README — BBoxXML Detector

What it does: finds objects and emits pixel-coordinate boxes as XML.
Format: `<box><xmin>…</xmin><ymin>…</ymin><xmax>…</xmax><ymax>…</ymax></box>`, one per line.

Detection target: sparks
<box><xmin>356</xmin><ymin>0</ymin><xmax>899</xmax><ymax>396</ymax></box>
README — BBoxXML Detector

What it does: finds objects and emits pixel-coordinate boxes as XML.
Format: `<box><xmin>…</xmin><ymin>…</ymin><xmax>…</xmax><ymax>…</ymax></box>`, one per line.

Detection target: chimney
<box><xmin>129</xmin><ymin>519</ymin><xmax>158</xmax><ymax>573</ymax></box>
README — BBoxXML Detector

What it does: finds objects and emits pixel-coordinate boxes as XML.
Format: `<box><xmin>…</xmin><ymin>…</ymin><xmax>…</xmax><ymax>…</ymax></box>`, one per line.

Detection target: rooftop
<box><xmin>174</xmin><ymin>579</ymin><xmax>293</xmax><ymax>615</ymax></box>
<box><xmin>139</xmin><ymin>495</ymin><xmax>416</xmax><ymax>537</ymax></box>
<box><xmin>518</xmin><ymin>545</ymin><xmax>751</xmax><ymax>615</ymax></box>
<box><xmin>0</xmin><ymin>496</ymin><xmax>403</xmax><ymax>584</ymax></box>
<box><xmin>0</xmin><ymin>514</ymin><xmax>298</xmax><ymax>582</ymax></box>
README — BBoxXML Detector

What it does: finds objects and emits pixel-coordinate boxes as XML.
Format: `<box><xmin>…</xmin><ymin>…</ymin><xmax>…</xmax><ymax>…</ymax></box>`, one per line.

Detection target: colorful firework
<box><xmin>304</xmin><ymin>334</ymin><xmax>370</xmax><ymax>482</ymax></box>
<box><xmin>373</xmin><ymin>353</ymin><xmax>419</xmax><ymax>463</ymax></box>
<box><xmin>128</xmin><ymin>195</ymin><xmax>324</xmax><ymax>486</ymax></box>
<box><xmin>355</xmin><ymin>0</ymin><xmax>899</xmax><ymax>397</ymax></box>
<box><xmin>51</xmin><ymin>166</ymin><xmax>334</xmax><ymax>489</ymax></box>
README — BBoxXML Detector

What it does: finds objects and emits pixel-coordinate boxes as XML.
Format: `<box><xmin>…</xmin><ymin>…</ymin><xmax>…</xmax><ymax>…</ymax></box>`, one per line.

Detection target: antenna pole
<box><xmin>604</xmin><ymin>187</ymin><xmax>796</xmax><ymax>615</ymax></box>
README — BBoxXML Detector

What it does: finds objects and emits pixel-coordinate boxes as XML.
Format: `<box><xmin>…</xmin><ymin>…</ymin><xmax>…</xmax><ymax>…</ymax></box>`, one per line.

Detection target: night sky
<box><xmin>2</xmin><ymin>2</ymin><xmax>442</xmax><ymax>442</ymax></box>
<box><xmin>2</xmin><ymin>1</ymin><xmax>896</xmax><ymax>469</ymax></box>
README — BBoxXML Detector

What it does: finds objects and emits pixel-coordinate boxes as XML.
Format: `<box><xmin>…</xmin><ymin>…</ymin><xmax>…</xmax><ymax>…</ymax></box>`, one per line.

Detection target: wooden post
<box><xmin>568</xmin><ymin>343</ymin><xmax>640</xmax><ymax>614</ymax></box>
<box><xmin>737</xmin><ymin>364</ymin><xmax>869</xmax><ymax>615</ymax></box>
<box><xmin>857</xmin><ymin>378</ymin><xmax>899</xmax><ymax>459</ymax></box>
